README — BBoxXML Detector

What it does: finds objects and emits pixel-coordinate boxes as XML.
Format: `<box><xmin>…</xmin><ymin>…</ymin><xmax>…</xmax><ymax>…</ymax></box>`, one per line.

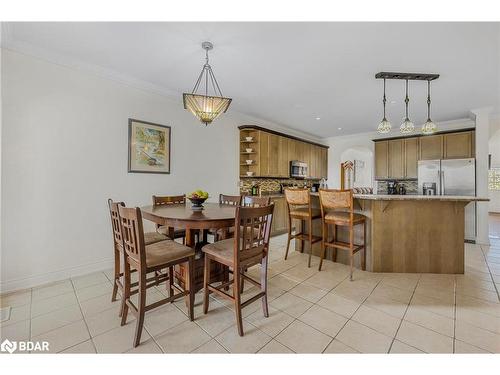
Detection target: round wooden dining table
<box><xmin>141</xmin><ymin>202</ymin><xmax>237</xmax><ymax>291</ymax></box>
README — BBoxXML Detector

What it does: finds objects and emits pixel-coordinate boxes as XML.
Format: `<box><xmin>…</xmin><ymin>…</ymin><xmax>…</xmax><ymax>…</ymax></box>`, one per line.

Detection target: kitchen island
<box><xmin>295</xmin><ymin>194</ymin><xmax>488</xmax><ymax>274</ymax></box>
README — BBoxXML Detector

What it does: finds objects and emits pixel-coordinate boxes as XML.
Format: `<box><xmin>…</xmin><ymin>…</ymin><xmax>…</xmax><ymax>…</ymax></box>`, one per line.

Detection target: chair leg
<box><xmin>233</xmin><ymin>267</ymin><xmax>244</xmax><ymax>336</ymax></box>
<box><xmin>333</xmin><ymin>224</ymin><xmax>338</xmax><ymax>262</ymax></box>
<box><xmin>133</xmin><ymin>272</ymin><xmax>146</xmax><ymax>348</ymax></box>
<box><xmin>168</xmin><ymin>266</ymin><xmax>174</xmax><ymax>301</ymax></box>
<box><xmin>261</xmin><ymin>256</ymin><xmax>269</xmax><ymax>318</ymax></box>
<box><xmin>362</xmin><ymin>221</ymin><xmax>367</xmax><ymax>271</ymax></box>
<box><xmin>186</xmin><ymin>257</ymin><xmax>195</xmax><ymax>321</ymax></box>
<box><xmin>300</xmin><ymin>220</ymin><xmax>305</xmax><ymax>253</ymax></box>
<box><xmin>349</xmin><ymin>226</ymin><xmax>354</xmax><ymax>281</ymax></box>
<box><xmin>240</xmin><ymin>270</ymin><xmax>245</xmax><ymax>294</ymax></box>
<box><xmin>112</xmin><ymin>248</ymin><xmax>120</xmax><ymax>302</ymax></box>
<box><xmin>203</xmin><ymin>255</ymin><xmax>211</xmax><ymax>314</ymax></box>
<box><xmin>307</xmin><ymin>219</ymin><xmax>313</xmax><ymax>268</ymax></box>
<box><xmin>319</xmin><ymin>221</ymin><xmax>327</xmax><ymax>271</ymax></box>
<box><xmin>120</xmin><ymin>260</ymin><xmax>131</xmax><ymax>325</ymax></box>
<box><xmin>349</xmin><ymin>250</ymin><xmax>354</xmax><ymax>281</ymax></box>
<box><xmin>284</xmin><ymin>215</ymin><xmax>292</xmax><ymax>260</ymax></box>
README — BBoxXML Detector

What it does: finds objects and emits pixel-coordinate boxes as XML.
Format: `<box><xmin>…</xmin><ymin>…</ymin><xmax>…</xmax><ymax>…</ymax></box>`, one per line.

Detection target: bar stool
<box><xmin>284</xmin><ymin>188</ymin><xmax>322</xmax><ymax>267</ymax></box>
<box><xmin>242</xmin><ymin>195</ymin><xmax>271</xmax><ymax>207</ymax></box>
<box><xmin>318</xmin><ymin>189</ymin><xmax>367</xmax><ymax>280</ymax></box>
<box><xmin>108</xmin><ymin>199</ymin><xmax>168</xmax><ymax>305</ymax></box>
<box><xmin>212</xmin><ymin>194</ymin><xmax>242</xmax><ymax>241</ymax></box>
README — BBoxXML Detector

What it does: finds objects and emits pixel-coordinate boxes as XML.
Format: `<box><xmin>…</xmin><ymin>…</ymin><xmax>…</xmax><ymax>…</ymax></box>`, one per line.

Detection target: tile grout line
<box><xmin>479</xmin><ymin>244</ymin><xmax>500</xmax><ymax>300</ymax></box>
<box><xmin>69</xmin><ymin>277</ymin><xmax>98</xmax><ymax>354</ymax></box>
<box><xmin>386</xmin><ymin>273</ymin><xmax>422</xmax><ymax>354</ymax></box>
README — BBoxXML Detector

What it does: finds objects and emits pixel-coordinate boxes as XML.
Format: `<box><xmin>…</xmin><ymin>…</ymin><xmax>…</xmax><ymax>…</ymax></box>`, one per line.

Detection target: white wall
<box><xmin>489</xmin><ymin>117</ymin><xmax>500</xmax><ymax>213</ymax></box>
<box><xmin>0</xmin><ymin>49</ymin><xmax>323</xmax><ymax>292</ymax></box>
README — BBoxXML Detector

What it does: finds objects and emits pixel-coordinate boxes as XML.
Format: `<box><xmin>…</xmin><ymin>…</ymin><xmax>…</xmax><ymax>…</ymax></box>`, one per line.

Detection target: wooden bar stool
<box><xmin>284</xmin><ymin>188</ymin><xmax>322</xmax><ymax>267</ymax></box>
<box><xmin>212</xmin><ymin>194</ymin><xmax>242</xmax><ymax>242</ymax></box>
<box><xmin>242</xmin><ymin>195</ymin><xmax>271</xmax><ymax>207</ymax></box>
<box><xmin>152</xmin><ymin>195</ymin><xmax>191</xmax><ymax>244</ymax></box>
<box><xmin>202</xmin><ymin>204</ymin><xmax>274</xmax><ymax>336</ymax></box>
<box><xmin>118</xmin><ymin>205</ymin><xmax>195</xmax><ymax>347</ymax></box>
<box><xmin>318</xmin><ymin>189</ymin><xmax>367</xmax><ymax>280</ymax></box>
<box><xmin>108</xmin><ymin>199</ymin><xmax>168</xmax><ymax>305</ymax></box>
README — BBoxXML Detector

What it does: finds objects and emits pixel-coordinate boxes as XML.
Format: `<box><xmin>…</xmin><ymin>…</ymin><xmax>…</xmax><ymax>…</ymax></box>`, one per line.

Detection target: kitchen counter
<box><xmin>294</xmin><ymin>193</ymin><xmax>489</xmax><ymax>275</ymax></box>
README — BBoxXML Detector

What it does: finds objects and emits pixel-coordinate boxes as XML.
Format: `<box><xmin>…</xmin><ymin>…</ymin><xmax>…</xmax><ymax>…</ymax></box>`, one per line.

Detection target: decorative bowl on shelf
<box><xmin>246</xmin><ymin>171</ymin><xmax>254</xmax><ymax>176</ymax></box>
<box><xmin>246</xmin><ymin>148</ymin><xmax>253</xmax><ymax>153</ymax></box>
<box><xmin>187</xmin><ymin>190</ymin><xmax>209</xmax><ymax>211</ymax></box>
<box><xmin>245</xmin><ymin>160</ymin><xmax>253</xmax><ymax>164</ymax></box>
<box><xmin>245</xmin><ymin>136</ymin><xmax>253</xmax><ymax>141</ymax></box>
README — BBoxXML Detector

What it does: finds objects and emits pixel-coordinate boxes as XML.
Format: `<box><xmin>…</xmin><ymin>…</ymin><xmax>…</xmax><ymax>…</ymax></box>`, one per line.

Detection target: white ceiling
<box><xmin>2</xmin><ymin>22</ymin><xmax>499</xmax><ymax>137</ymax></box>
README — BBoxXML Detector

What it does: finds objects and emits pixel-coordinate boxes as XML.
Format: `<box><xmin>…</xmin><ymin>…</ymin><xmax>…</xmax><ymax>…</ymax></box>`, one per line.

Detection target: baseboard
<box><xmin>0</xmin><ymin>258</ymin><xmax>114</xmax><ymax>295</ymax></box>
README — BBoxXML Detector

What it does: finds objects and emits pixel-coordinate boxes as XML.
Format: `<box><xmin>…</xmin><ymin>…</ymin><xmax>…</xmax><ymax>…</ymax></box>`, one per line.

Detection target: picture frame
<box><xmin>128</xmin><ymin>118</ymin><xmax>171</xmax><ymax>174</ymax></box>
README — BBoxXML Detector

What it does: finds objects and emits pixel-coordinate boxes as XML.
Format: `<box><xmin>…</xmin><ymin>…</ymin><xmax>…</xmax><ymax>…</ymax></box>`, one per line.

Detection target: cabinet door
<box><xmin>259</xmin><ymin>131</ymin><xmax>270</xmax><ymax>176</ymax></box>
<box><xmin>404</xmin><ymin>137</ymin><xmax>419</xmax><ymax>178</ymax></box>
<box><xmin>374</xmin><ymin>141</ymin><xmax>389</xmax><ymax>179</ymax></box>
<box><xmin>443</xmin><ymin>131</ymin><xmax>472</xmax><ymax>159</ymax></box>
<box><xmin>419</xmin><ymin>135</ymin><xmax>443</xmax><ymax>160</ymax></box>
<box><xmin>279</xmin><ymin>136</ymin><xmax>289</xmax><ymax>177</ymax></box>
<box><xmin>388</xmin><ymin>139</ymin><xmax>404</xmax><ymax>178</ymax></box>
<box><xmin>267</xmin><ymin>134</ymin><xmax>280</xmax><ymax>176</ymax></box>
<box><xmin>321</xmin><ymin>147</ymin><xmax>328</xmax><ymax>179</ymax></box>
<box><xmin>309</xmin><ymin>146</ymin><xmax>317</xmax><ymax>178</ymax></box>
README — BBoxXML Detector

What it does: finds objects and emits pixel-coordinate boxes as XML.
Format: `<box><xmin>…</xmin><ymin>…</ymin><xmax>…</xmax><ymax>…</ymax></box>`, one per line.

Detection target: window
<box><xmin>489</xmin><ymin>168</ymin><xmax>500</xmax><ymax>191</ymax></box>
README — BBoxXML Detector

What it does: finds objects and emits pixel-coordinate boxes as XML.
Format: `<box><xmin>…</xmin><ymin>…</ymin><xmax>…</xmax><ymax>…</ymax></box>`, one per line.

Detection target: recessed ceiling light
<box><xmin>338</xmin><ymin>127</ymin><xmax>342</xmax><ymax>130</ymax></box>
<box><xmin>315</xmin><ymin>117</ymin><xmax>321</xmax><ymax>120</ymax></box>
<box><xmin>390</xmin><ymin>100</ymin><xmax>396</xmax><ymax>104</ymax></box>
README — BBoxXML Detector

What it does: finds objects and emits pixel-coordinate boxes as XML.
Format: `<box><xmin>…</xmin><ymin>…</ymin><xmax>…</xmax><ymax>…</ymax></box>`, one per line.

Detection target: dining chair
<box><xmin>118</xmin><ymin>205</ymin><xmax>195</xmax><ymax>347</ymax></box>
<box><xmin>152</xmin><ymin>194</ymin><xmax>195</xmax><ymax>244</ymax></box>
<box><xmin>108</xmin><ymin>199</ymin><xmax>168</xmax><ymax>305</ymax></box>
<box><xmin>242</xmin><ymin>195</ymin><xmax>271</xmax><ymax>207</ymax></box>
<box><xmin>283</xmin><ymin>188</ymin><xmax>322</xmax><ymax>267</ymax></box>
<box><xmin>202</xmin><ymin>204</ymin><xmax>274</xmax><ymax>336</ymax></box>
<box><xmin>318</xmin><ymin>189</ymin><xmax>367</xmax><ymax>280</ymax></box>
<box><xmin>212</xmin><ymin>194</ymin><xmax>243</xmax><ymax>241</ymax></box>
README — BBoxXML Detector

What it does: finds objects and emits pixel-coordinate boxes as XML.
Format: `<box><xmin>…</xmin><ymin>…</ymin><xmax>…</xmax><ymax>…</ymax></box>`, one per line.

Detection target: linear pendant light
<box><xmin>183</xmin><ymin>42</ymin><xmax>232</xmax><ymax>126</ymax></box>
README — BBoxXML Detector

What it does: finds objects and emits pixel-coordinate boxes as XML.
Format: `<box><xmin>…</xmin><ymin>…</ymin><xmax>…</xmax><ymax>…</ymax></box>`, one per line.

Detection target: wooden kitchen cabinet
<box><xmin>443</xmin><ymin>131</ymin><xmax>473</xmax><ymax>159</ymax></box>
<box><xmin>267</xmin><ymin>133</ymin><xmax>280</xmax><ymax>176</ymax></box>
<box><xmin>404</xmin><ymin>137</ymin><xmax>419</xmax><ymax>178</ymax></box>
<box><xmin>388</xmin><ymin>139</ymin><xmax>405</xmax><ymax>179</ymax></box>
<box><xmin>375</xmin><ymin>141</ymin><xmax>389</xmax><ymax>179</ymax></box>
<box><xmin>270</xmin><ymin>197</ymin><xmax>287</xmax><ymax>236</ymax></box>
<box><xmin>279</xmin><ymin>136</ymin><xmax>289</xmax><ymax>177</ymax></box>
<box><xmin>320</xmin><ymin>147</ymin><xmax>328</xmax><ymax>179</ymax></box>
<box><xmin>419</xmin><ymin>134</ymin><xmax>443</xmax><ymax>160</ymax></box>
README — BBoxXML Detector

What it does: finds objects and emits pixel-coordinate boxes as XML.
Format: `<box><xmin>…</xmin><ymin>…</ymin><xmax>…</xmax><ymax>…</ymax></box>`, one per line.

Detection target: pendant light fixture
<box><xmin>421</xmin><ymin>80</ymin><xmax>437</xmax><ymax>135</ymax></box>
<box><xmin>400</xmin><ymin>79</ymin><xmax>414</xmax><ymax>134</ymax></box>
<box><xmin>377</xmin><ymin>78</ymin><xmax>392</xmax><ymax>134</ymax></box>
<box><xmin>183</xmin><ymin>42</ymin><xmax>232</xmax><ymax>126</ymax></box>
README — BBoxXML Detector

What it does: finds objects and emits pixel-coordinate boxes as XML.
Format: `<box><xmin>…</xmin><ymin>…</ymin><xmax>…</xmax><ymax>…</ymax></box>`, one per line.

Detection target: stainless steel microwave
<box><xmin>290</xmin><ymin>161</ymin><xmax>308</xmax><ymax>179</ymax></box>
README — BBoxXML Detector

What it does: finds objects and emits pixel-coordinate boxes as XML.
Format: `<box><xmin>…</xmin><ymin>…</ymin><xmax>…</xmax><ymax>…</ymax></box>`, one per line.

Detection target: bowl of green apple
<box><xmin>187</xmin><ymin>190</ymin><xmax>209</xmax><ymax>211</ymax></box>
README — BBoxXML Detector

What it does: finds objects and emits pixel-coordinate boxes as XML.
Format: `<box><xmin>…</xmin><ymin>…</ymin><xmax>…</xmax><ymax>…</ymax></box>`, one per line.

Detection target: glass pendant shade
<box><xmin>400</xmin><ymin>118</ymin><xmax>414</xmax><ymax>134</ymax></box>
<box><xmin>377</xmin><ymin>118</ymin><xmax>392</xmax><ymax>134</ymax></box>
<box><xmin>183</xmin><ymin>42</ymin><xmax>232</xmax><ymax>125</ymax></box>
<box><xmin>183</xmin><ymin>93</ymin><xmax>231</xmax><ymax>125</ymax></box>
<box><xmin>422</xmin><ymin>119</ymin><xmax>437</xmax><ymax>135</ymax></box>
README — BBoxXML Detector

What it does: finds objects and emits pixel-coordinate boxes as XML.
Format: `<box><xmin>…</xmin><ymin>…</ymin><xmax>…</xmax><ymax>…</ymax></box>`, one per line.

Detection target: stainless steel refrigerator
<box><xmin>417</xmin><ymin>158</ymin><xmax>476</xmax><ymax>241</ymax></box>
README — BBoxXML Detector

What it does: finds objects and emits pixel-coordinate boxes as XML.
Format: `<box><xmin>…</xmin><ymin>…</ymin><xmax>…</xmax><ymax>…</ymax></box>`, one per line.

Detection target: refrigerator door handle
<box><xmin>441</xmin><ymin>171</ymin><xmax>445</xmax><ymax>195</ymax></box>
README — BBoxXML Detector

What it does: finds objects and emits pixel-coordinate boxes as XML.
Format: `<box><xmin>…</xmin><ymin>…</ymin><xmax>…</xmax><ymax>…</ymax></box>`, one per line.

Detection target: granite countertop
<box><xmin>353</xmin><ymin>194</ymin><xmax>489</xmax><ymax>202</ymax></box>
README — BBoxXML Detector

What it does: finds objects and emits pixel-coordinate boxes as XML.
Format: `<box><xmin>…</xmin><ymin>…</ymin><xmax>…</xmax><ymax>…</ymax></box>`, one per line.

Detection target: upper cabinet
<box><xmin>239</xmin><ymin>126</ymin><xmax>328</xmax><ymax>179</ymax></box>
<box><xmin>374</xmin><ymin>129</ymin><xmax>476</xmax><ymax>180</ymax></box>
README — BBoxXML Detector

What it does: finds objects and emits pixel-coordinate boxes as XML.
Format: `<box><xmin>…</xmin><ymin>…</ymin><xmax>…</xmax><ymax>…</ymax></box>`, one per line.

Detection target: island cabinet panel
<box><xmin>375</xmin><ymin>141</ymin><xmax>389</xmax><ymax>179</ymax></box>
<box><xmin>419</xmin><ymin>134</ymin><xmax>443</xmax><ymax>160</ymax></box>
<box><xmin>388</xmin><ymin>139</ymin><xmax>405</xmax><ymax>179</ymax></box>
<box><xmin>443</xmin><ymin>131</ymin><xmax>473</xmax><ymax>159</ymax></box>
<box><xmin>404</xmin><ymin>137</ymin><xmax>419</xmax><ymax>178</ymax></box>
<box><xmin>270</xmin><ymin>197</ymin><xmax>287</xmax><ymax>235</ymax></box>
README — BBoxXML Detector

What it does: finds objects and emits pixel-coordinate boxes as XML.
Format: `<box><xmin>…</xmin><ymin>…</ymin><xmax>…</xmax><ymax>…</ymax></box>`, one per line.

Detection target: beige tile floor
<box><xmin>1</xmin><ymin>228</ymin><xmax>500</xmax><ymax>354</ymax></box>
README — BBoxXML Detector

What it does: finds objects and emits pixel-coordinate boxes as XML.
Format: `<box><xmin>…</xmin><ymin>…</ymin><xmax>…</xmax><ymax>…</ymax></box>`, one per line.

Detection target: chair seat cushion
<box><xmin>324</xmin><ymin>211</ymin><xmax>366</xmax><ymax>223</ymax></box>
<box><xmin>202</xmin><ymin>239</ymin><xmax>235</xmax><ymax>263</ymax></box>
<box><xmin>289</xmin><ymin>207</ymin><xmax>321</xmax><ymax>218</ymax></box>
<box><xmin>144</xmin><ymin>231</ymin><xmax>169</xmax><ymax>245</ymax></box>
<box><xmin>145</xmin><ymin>240</ymin><xmax>194</xmax><ymax>268</ymax></box>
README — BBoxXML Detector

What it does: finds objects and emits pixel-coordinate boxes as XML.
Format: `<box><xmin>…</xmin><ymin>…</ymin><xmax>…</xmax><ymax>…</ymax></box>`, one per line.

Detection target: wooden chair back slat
<box><xmin>108</xmin><ymin>199</ymin><xmax>125</xmax><ymax>249</ymax></box>
<box><xmin>242</xmin><ymin>196</ymin><xmax>271</xmax><ymax>207</ymax></box>
<box><xmin>219</xmin><ymin>194</ymin><xmax>242</xmax><ymax>206</ymax></box>
<box><xmin>118</xmin><ymin>206</ymin><xmax>146</xmax><ymax>267</ymax></box>
<box><xmin>152</xmin><ymin>195</ymin><xmax>186</xmax><ymax>206</ymax></box>
<box><xmin>234</xmin><ymin>204</ymin><xmax>274</xmax><ymax>265</ymax></box>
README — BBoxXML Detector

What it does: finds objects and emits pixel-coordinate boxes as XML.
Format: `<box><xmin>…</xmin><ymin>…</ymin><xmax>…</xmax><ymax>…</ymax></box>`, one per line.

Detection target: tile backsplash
<box><xmin>376</xmin><ymin>180</ymin><xmax>418</xmax><ymax>195</ymax></box>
